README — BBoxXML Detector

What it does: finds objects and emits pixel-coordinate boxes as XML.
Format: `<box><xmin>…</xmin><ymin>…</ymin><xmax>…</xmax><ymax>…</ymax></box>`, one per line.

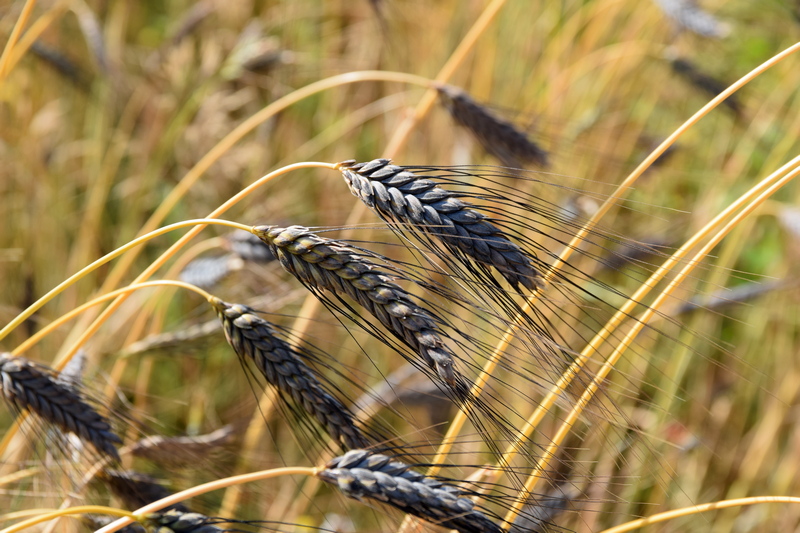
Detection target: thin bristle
<box><xmin>210</xmin><ymin>298</ymin><xmax>370</xmax><ymax>450</ymax></box>
<box><xmin>338</xmin><ymin>159</ymin><xmax>544</xmax><ymax>291</ymax></box>
<box><xmin>319</xmin><ymin>449</ymin><xmax>502</xmax><ymax>533</ymax></box>
<box><xmin>130</xmin><ymin>425</ymin><xmax>235</xmax><ymax>466</ymax></box>
<box><xmin>437</xmin><ymin>84</ymin><xmax>549</xmax><ymax>168</ymax></box>
<box><xmin>0</xmin><ymin>353</ymin><xmax>121</xmax><ymax>461</ymax></box>
<box><xmin>252</xmin><ymin>225</ymin><xmax>459</xmax><ymax>384</ymax></box>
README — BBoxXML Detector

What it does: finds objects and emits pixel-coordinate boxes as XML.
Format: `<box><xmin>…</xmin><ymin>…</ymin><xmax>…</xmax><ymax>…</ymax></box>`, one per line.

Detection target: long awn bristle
<box><xmin>210</xmin><ymin>297</ymin><xmax>370</xmax><ymax>449</ymax></box>
<box><xmin>338</xmin><ymin>158</ymin><xmax>544</xmax><ymax>291</ymax></box>
<box><xmin>436</xmin><ymin>84</ymin><xmax>549</xmax><ymax>168</ymax></box>
<box><xmin>252</xmin><ymin>225</ymin><xmax>459</xmax><ymax>384</ymax></box>
<box><xmin>318</xmin><ymin>449</ymin><xmax>502</xmax><ymax>533</ymax></box>
<box><xmin>0</xmin><ymin>353</ymin><xmax>122</xmax><ymax>461</ymax></box>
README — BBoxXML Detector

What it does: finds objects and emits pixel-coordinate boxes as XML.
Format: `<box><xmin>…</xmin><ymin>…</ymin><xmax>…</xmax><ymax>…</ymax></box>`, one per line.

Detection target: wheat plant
<box><xmin>2</xmin><ymin>1</ymin><xmax>800</xmax><ymax>533</ymax></box>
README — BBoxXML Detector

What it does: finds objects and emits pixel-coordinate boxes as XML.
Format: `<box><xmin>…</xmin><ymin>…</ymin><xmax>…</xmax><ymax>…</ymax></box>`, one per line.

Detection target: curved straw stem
<box><xmin>425</xmin><ymin>40</ymin><xmax>800</xmax><ymax>478</ymax></box>
<box><xmin>57</xmin><ymin>71</ymin><xmax>436</xmax><ymax>371</ymax></box>
<box><xmin>0</xmin><ymin>219</ymin><xmax>249</xmax><ymax>344</ymax></box>
<box><xmin>501</xmin><ymin>159</ymin><xmax>800</xmax><ymax>528</ymax></box>
<box><xmin>94</xmin><ymin>466</ymin><xmax>318</xmax><ymax>533</ymax></box>
<box><xmin>220</xmin><ymin>4</ymin><xmax>509</xmax><ymax>518</ymax></box>
<box><xmin>0</xmin><ymin>506</ymin><xmax>134</xmax><ymax>533</ymax></box>
<box><xmin>598</xmin><ymin>496</ymin><xmax>800</xmax><ymax>533</ymax></box>
<box><xmin>0</xmin><ymin>0</ymin><xmax>37</xmax><ymax>81</ymax></box>
<box><xmin>11</xmin><ymin>280</ymin><xmax>215</xmax><ymax>357</ymax></box>
<box><xmin>0</xmin><ymin>163</ymin><xmax>331</xmax><ymax>458</ymax></box>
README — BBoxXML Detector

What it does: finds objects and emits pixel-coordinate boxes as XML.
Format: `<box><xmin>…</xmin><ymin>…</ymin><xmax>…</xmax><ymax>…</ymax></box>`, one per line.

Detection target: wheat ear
<box><xmin>139</xmin><ymin>510</ymin><xmax>222</xmax><ymax>533</ymax></box>
<box><xmin>437</xmin><ymin>84</ymin><xmax>548</xmax><ymax>168</ymax></box>
<box><xmin>210</xmin><ymin>297</ymin><xmax>369</xmax><ymax>449</ymax></box>
<box><xmin>252</xmin><ymin>225</ymin><xmax>459</xmax><ymax>384</ymax></box>
<box><xmin>319</xmin><ymin>449</ymin><xmax>502</xmax><ymax>533</ymax></box>
<box><xmin>337</xmin><ymin>159</ymin><xmax>544</xmax><ymax>291</ymax></box>
<box><xmin>0</xmin><ymin>353</ymin><xmax>121</xmax><ymax>461</ymax></box>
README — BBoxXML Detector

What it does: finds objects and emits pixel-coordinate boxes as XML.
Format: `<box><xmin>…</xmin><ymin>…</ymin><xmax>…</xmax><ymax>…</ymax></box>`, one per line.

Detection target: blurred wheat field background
<box><xmin>2</xmin><ymin>0</ymin><xmax>800</xmax><ymax>532</ymax></box>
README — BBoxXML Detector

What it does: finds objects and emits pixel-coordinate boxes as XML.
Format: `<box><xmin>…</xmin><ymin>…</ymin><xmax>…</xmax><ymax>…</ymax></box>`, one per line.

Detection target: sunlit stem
<box><xmin>0</xmin><ymin>220</ymin><xmax>248</xmax><ymax>344</ymax></box>
<box><xmin>598</xmin><ymin>496</ymin><xmax>800</xmax><ymax>533</ymax></box>
<box><xmin>11</xmin><ymin>280</ymin><xmax>216</xmax><ymax>357</ymax></box>
<box><xmin>501</xmin><ymin>160</ymin><xmax>800</xmax><ymax>528</ymax></box>
<box><xmin>425</xmin><ymin>40</ymin><xmax>800</xmax><ymax>478</ymax></box>
<box><xmin>0</xmin><ymin>506</ymin><xmax>134</xmax><ymax>533</ymax></box>
<box><xmin>94</xmin><ymin>467</ymin><xmax>319</xmax><ymax>533</ymax></box>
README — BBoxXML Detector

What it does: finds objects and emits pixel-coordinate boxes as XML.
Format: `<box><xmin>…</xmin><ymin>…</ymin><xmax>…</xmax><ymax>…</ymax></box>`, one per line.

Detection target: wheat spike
<box><xmin>437</xmin><ymin>84</ymin><xmax>548</xmax><ymax>168</ymax></box>
<box><xmin>338</xmin><ymin>158</ymin><xmax>544</xmax><ymax>291</ymax></box>
<box><xmin>252</xmin><ymin>225</ymin><xmax>458</xmax><ymax>384</ymax></box>
<box><xmin>319</xmin><ymin>449</ymin><xmax>502</xmax><ymax>533</ymax></box>
<box><xmin>0</xmin><ymin>353</ymin><xmax>121</xmax><ymax>461</ymax></box>
<box><xmin>140</xmin><ymin>510</ymin><xmax>222</xmax><ymax>533</ymax></box>
<box><xmin>100</xmin><ymin>469</ymin><xmax>190</xmax><ymax>513</ymax></box>
<box><xmin>210</xmin><ymin>298</ymin><xmax>370</xmax><ymax>449</ymax></box>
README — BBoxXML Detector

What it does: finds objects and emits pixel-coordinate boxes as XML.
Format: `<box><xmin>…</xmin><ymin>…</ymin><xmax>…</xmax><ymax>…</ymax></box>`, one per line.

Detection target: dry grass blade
<box><xmin>318</xmin><ymin>449</ymin><xmax>502</xmax><ymax>533</ymax></box>
<box><xmin>253</xmin><ymin>225</ymin><xmax>460</xmax><ymax>384</ymax></box>
<box><xmin>130</xmin><ymin>425</ymin><xmax>235</xmax><ymax>467</ymax></box>
<box><xmin>436</xmin><ymin>84</ymin><xmax>548</xmax><ymax>168</ymax></box>
<box><xmin>122</xmin><ymin>320</ymin><xmax>220</xmax><ymax>357</ymax></box>
<box><xmin>652</xmin><ymin>0</ymin><xmax>730</xmax><ymax>38</ymax></box>
<box><xmin>210</xmin><ymin>297</ymin><xmax>370</xmax><ymax>450</ymax></box>
<box><xmin>0</xmin><ymin>353</ymin><xmax>121</xmax><ymax>461</ymax></box>
<box><xmin>338</xmin><ymin>159</ymin><xmax>544</xmax><ymax>291</ymax></box>
<box><xmin>139</xmin><ymin>510</ymin><xmax>223</xmax><ymax>533</ymax></box>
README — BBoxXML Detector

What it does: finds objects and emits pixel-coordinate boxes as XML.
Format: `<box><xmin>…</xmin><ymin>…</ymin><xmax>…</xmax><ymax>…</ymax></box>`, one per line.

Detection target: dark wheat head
<box><xmin>0</xmin><ymin>353</ymin><xmax>121</xmax><ymax>461</ymax></box>
<box><xmin>338</xmin><ymin>158</ymin><xmax>544</xmax><ymax>291</ymax></box>
<box><xmin>436</xmin><ymin>84</ymin><xmax>549</xmax><ymax>168</ymax></box>
<box><xmin>139</xmin><ymin>510</ymin><xmax>222</xmax><ymax>533</ymax></box>
<box><xmin>251</xmin><ymin>225</ymin><xmax>458</xmax><ymax>384</ymax></box>
<box><xmin>210</xmin><ymin>297</ymin><xmax>369</xmax><ymax>449</ymax></box>
<box><xmin>319</xmin><ymin>449</ymin><xmax>502</xmax><ymax>533</ymax></box>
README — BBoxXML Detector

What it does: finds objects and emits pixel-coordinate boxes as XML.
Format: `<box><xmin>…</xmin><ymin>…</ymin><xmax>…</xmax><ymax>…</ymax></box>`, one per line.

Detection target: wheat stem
<box><xmin>0</xmin><ymin>0</ymin><xmax>37</xmax><ymax>81</ymax></box>
<box><xmin>10</xmin><ymin>280</ymin><xmax>215</xmax><ymax>357</ymax></box>
<box><xmin>598</xmin><ymin>496</ymin><xmax>800</xmax><ymax>533</ymax></box>
<box><xmin>219</xmin><ymin>3</ymin><xmax>509</xmax><ymax>518</ymax></box>
<box><xmin>425</xmin><ymin>40</ymin><xmax>800</xmax><ymax>478</ymax></box>
<box><xmin>0</xmin><ymin>220</ymin><xmax>247</xmax><ymax>345</ymax></box>
<box><xmin>502</xmin><ymin>160</ymin><xmax>800</xmax><ymax>528</ymax></box>
<box><xmin>94</xmin><ymin>467</ymin><xmax>318</xmax><ymax>533</ymax></box>
<box><xmin>0</xmin><ymin>506</ymin><xmax>134</xmax><ymax>533</ymax></box>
